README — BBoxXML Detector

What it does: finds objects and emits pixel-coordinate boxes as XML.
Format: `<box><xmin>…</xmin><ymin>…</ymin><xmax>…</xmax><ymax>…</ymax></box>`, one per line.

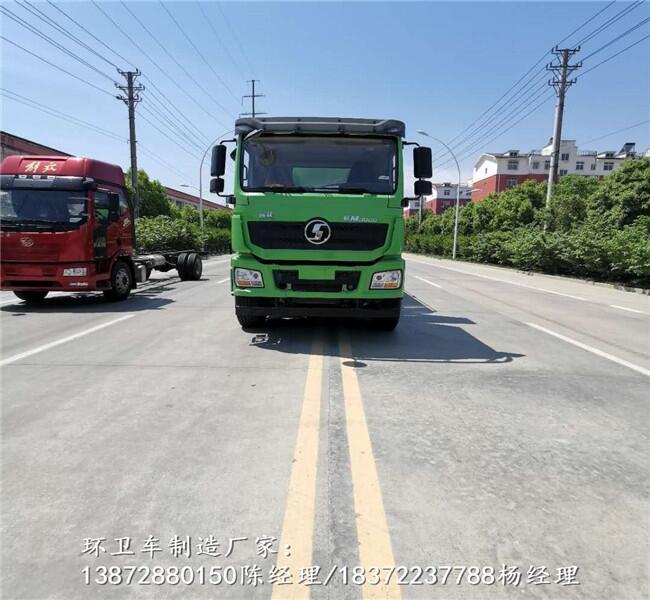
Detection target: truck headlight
<box><xmin>370</xmin><ymin>270</ymin><xmax>402</xmax><ymax>289</ymax></box>
<box><xmin>63</xmin><ymin>267</ymin><xmax>87</xmax><ymax>277</ymax></box>
<box><xmin>234</xmin><ymin>268</ymin><xmax>264</xmax><ymax>288</ymax></box>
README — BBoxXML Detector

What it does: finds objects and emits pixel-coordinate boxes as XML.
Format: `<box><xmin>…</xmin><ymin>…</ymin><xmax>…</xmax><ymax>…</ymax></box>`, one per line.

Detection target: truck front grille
<box><xmin>248</xmin><ymin>221</ymin><xmax>388</xmax><ymax>251</ymax></box>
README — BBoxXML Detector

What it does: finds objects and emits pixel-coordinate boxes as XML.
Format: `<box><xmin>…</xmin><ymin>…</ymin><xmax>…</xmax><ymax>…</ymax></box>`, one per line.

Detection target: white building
<box><xmin>472</xmin><ymin>140</ymin><xmax>641</xmax><ymax>201</ymax></box>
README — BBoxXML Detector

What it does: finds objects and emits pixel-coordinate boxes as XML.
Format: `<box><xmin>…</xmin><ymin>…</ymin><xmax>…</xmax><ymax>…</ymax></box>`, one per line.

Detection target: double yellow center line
<box><xmin>272</xmin><ymin>333</ymin><xmax>400</xmax><ymax>599</ymax></box>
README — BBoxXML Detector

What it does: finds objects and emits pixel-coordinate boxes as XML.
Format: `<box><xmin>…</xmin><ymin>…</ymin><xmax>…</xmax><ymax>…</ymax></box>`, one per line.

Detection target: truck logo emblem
<box><xmin>20</xmin><ymin>237</ymin><xmax>34</xmax><ymax>247</ymax></box>
<box><xmin>304</xmin><ymin>219</ymin><xmax>331</xmax><ymax>245</ymax></box>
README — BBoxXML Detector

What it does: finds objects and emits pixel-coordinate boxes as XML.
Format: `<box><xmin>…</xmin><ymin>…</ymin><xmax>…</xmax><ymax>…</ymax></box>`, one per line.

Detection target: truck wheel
<box><xmin>370</xmin><ymin>315</ymin><xmax>400</xmax><ymax>331</ymax></box>
<box><xmin>14</xmin><ymin>291</ymin><xmax>48</xmax><ymax>304</ymax></box>
<box><xmin>236</xmin><ymin>310</ymin><xmax>266</xmax><ymax>330</ymax></box>
<box><xmin>176</xmin><ymin>252</ymin><xmax>189</xmax><ymax>280</ymax></box>
<box><xmin>103</xmin><ymin>260</ymin><xmax>132</xmax><ymax>301</ymax></box>
<box><xmin>185</xmin><ymin>253</ymin><xmax>203</xmax><ymax>280</ymax></box>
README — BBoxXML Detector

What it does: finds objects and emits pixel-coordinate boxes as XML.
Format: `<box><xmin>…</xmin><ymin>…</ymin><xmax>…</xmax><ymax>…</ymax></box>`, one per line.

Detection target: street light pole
<box><xmin>416</xmin><ymin>130</ymin><xmax>463</xmax><ymax>260</ymax></box>
<box><xmin>198</xmin><ymin>130</ymin><xmax>233</xmax><ymax>248</ymax></box>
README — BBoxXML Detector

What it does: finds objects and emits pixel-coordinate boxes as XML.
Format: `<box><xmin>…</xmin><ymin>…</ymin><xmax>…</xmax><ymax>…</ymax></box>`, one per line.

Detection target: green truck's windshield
<box><xmin>240</xmin><ymin>135</ymin><xmax>397</xmax><ymax>194</ymax></box>
<box><xmin>0</xmin><ymin>189</ymin><xmax>87</xmax><ymax>229</ymax></box>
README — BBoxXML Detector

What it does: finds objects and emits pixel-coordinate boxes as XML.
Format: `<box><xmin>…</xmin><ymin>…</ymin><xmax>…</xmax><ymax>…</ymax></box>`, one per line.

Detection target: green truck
<box><xmin>210</xmin><ymin>117</ymin><xmax>432</xmax><ymax>330</ymax></box>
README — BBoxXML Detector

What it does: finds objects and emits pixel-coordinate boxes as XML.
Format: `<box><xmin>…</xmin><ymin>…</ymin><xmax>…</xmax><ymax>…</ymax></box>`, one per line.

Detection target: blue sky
<box><xmin>1</xmin><ymin>1</ymin><xmax>648</xmax><ymax>197</ymax></box>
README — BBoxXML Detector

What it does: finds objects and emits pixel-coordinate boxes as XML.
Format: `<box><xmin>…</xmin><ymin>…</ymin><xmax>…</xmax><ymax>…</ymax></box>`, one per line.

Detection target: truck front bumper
<box><xmin>231</xmin><ymin>254</ymin><xmax>404</xmax><ymax>318</ymax></box>
<box><xmin>0</xmin><ymin>262</ymin><xmax>102</xmax><ymax>292</ymax></box>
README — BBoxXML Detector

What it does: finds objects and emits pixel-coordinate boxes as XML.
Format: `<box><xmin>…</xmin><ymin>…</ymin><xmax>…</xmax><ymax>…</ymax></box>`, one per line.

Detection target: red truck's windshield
<box><xmin>0</xmin><ymin>189</ymin><xmax>88</xmax><ymax>230</ymax></box>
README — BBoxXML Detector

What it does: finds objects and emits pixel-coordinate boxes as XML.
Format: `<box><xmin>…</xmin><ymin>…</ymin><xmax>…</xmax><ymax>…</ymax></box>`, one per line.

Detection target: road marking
<box><xmin>414</xmin><ymin>275</ymin><xmax>442</xmax><ymax>289</ymax></box>
<box><xmin>407</xmin><ymin>258</ymin><xmax>586</xmax><ymax>301</ymax></box>
<box><xmin>339</xmin><ymin>332</ymin><xmax>401</xmax><ymax>600</ymax></box>
<box><xmin>610</xmin><ymin>304</ymin><xmax>647</xmax><ymax>315</ymax></box>
<box><xmin>272</xmin><ymin>338</ymin><xmax>324</xmax><ymax>600</ymax></box>
<box><xmin>0</xmin><ymin>299</ymin><xmax>17</xmax><ymax>306</ymax></box>
<box><xmin>526</xmin><ymin>322</ymin><xmax>650</xmax><ymax>378</ymax></box>
<box><xmin>0</xmin><ymin>314</ymin><xmax>135</xmax><ymax>367</ymax></box>
<box><xmin>216</xmin><ymin>277</ymin><xmax>230</xmax><ymax>284</ymax></box>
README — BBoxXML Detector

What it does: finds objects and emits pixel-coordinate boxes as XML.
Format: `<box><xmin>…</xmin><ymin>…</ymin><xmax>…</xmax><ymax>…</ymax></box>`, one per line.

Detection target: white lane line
<box><xmin>407</xmin><ymin>258</ymin><xmax>586</xmax><ymax>301</ymax></box>
<box><xmin>610</xmin><ymin>304</ymin><xmax>647</xmax><ymax>315</ymax></box>
<box><xmin>0</xmin><ymin>299</ymin><xmax>18</xmax><ymax>306</ymax></box>
<box><xmin>216</xmin><ymin>277</ymin><xmax>230</xmax><ymax>284</ymax></box>
<box><xmin>526</xmin><ymin>322</ymin><xmax>650</xmax><ymax>378</ymax></box>
<box><xmin>1</xmin><ymin>314</ymin><xmax>135</xmax><ymax>367</ymax></box>
<box><xmin>414</xmin><ymin>275</ymin><xmax>443</xmax><ymax>289</ymax></box>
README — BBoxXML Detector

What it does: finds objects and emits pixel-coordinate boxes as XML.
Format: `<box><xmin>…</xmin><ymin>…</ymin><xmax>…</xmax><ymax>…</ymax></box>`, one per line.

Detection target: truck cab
<box><xmin>210</xmin><ymin>117</ymin><xmax>432</xmax><ymax>330</ymax></box>
<box><xmin>0</xmin><ymin>155</ymin><xmax>136</xmax><ymax>302</ymax></box>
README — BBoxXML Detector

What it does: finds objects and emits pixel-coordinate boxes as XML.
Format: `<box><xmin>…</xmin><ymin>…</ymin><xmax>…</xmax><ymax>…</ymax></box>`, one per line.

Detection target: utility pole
<box><xmin>241</xmin><ymin>79</ymin><xmax>266</xmax><ymax>118</ymax></box>
<box><xmin>116</xmin><ymin>70</ymin><xmax>144</xmax><ymax>217</ymax></box>
<box><xmin>545</xmin><ymin>47</ymin><xmax>581</xmax><ymax>209</ymax></box>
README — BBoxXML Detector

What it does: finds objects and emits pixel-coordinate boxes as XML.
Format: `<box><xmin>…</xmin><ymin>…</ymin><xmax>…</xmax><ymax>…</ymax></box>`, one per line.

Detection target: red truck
<box><xmin>0</xmin><ymin>154</ymin><xmax>203</xmax><ymax>303</ymax></box>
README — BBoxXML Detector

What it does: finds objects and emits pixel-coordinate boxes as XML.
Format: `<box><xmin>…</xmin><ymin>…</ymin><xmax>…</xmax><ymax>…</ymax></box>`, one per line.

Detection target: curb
<box><xmin>404</xmin><ymin>253</ymin><xmax>650</xmax><ymax>296</ymax></box>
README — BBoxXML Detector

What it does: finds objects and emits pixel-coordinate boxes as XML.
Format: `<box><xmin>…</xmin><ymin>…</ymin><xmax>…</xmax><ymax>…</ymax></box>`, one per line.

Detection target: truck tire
<box><xmin>236</xmin><ymin>309</ymin><xmax>266</xmax><ymax>330</ymax></box>
<box><xmin>103</xmin><ymin>260</ymin><xmax>132</xmax><ymax>301</ymax></box>
<box><xmin>370</xmin><ymin>315</ymin><xmax>400</xmax><ymax>331</ymax></box>
<box><xmin>185</xmin><ymin>253</ymin><xmax>203</xmax><ymax>280</ymax></box>
<box><xmin>14</xmin><ymin>291</ymin><xmax>48</xmax><ymax>304</ymax></box>
<box><xmin>176</xmin><ymin>252</ymin><xmax>190</xmax><ymax>280</ymax></box>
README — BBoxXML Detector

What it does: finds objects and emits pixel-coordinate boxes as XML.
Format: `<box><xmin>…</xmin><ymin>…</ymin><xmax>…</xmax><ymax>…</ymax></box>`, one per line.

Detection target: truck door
<box><xmin>93</xmin><ymin>191</ymin><xmax>119</xmax><ymax>266</ymax></box>
<box><xmin>117</xmin><ymin>191</ymin><xmax>134</xmax><ymax>254</ymax></box>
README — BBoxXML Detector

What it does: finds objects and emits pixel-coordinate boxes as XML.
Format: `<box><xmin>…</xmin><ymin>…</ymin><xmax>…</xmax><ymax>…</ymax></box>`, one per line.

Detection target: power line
<box><xmin>195</xmin><ymin>1</ymin><xmax>247</xmax><ymax>75</ymax></box>
<box><xmin>436</xmin><ymin>89</ymin><xmax>555</xmax><ymax>169</ymax></box>
<box><xmin>0</xmin><ymin>35</ymin><xmax>115</xmax><ymax>97</ymax></box>
<box><xmin>139</xmin><ymin>101</ymin><xmax>204</xmax><ymax>154</ymax></box>
<box><xmin>45</xmin><ymin>0</ymin><xmax>137</xmax><ymax>70</ymax></box>
<box><xmin>435</xmin><ymin>82</ymin><xmax>550</xmax><ymax>166</ymax></box>
<box><xmin>430</xmin><ymin>0</ymin><xmax>638</xmax><ymax>161</ymax></box>
<box><xmin>556</xmin><ymin>0</ymin><xmax>618</xmax><ymax>46</ymax></box>
<box><xmin>1</xmin><ymin>88</ymin><xmax>125</xmax><ymax>141</ymax></box>
<box><xmin>40</xmin><ymin>0</ymin><xmax>215</xmax><ymax>144</ymax></box>
<box><xmin>581</xmin><ymin>17</ymin><xmax>650</xmax><ymax>61</ymax></box>
<box><xmin>581</xmin><ymin>119</ymin><xmax>650</xmax><ymax>145</ymax></box>
<box><xmin>92</xmin><ymin>0</ymin><xmax>228</xmax><ymax>129</ymax></box>
<box><xmin>1</xmin><ymin>93</ymin><xmax>195</xmax><ymax>182</ymax></box>
<box><xmin>158</xmin><ymin>1</ymin><xmax>240</xmax><ymax>106</ymax></box>
<box><xmin>137</xmin><ymin>108</ymin><xmax>202</xmax><ymax>160</ymax></box>
<box><xmin>579</xmin><ymin>33</ymin><xmax>650</xmax><ymax>77</ymax></box>
<box><xmin>0</xmin><ymin>4</ymin><xmax>116</xmax><ymax>83</ymax></box>
<box><xmin>441</xmin><ymin>92</ymin><xmax>556</xmax><ymax>168</ymax></box>
<box><xmin>574</xmin><ymin>0</ymin><xmax>645</xmax><ymax>46</ymax></box>
<box><xmin>214</xmin><ymin>3</ymin><xmax>256</xmax><ymax>76</ymax></box>
<box><xmin>17</xmin><ymin>0</ymin><xmax>119</xmax><ymax>70</ymax></box>
<box><xmin>142</xmin><ymin>77</ymin><xmax>211</xmax><ymax>145</ymax></box>
<box><xmin>144</xmin><ymin>90</ymin><xmax>209</xmax><ymax>147</ymax></box>
<box><xmin>118</xmin><ymin>1</ymin><xmax>233</xmax><ymax>119</ymax></box>
<box><xmin>431</xmin><ymin>69</ymin><xmax>549</xmax><ymax>161</ymax></box>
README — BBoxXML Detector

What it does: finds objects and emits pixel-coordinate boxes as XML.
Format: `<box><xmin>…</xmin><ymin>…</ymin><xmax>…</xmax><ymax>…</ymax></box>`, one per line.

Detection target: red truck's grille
<box><xmin>1</xmin><ymin>243</ymin><xmax>61</xmax><ymax>261</ymax></box>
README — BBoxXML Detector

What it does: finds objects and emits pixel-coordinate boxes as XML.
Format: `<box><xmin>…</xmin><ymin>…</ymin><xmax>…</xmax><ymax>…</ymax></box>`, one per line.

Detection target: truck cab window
<box><xmin>94</xmin><ymin>192</ymin><xmax>109</xmax><ymax>224</ymax></box>
<box><xmin>118</xmin><ymin>194</ymin><xmax>130</xmax><ymax>216</ymax></box>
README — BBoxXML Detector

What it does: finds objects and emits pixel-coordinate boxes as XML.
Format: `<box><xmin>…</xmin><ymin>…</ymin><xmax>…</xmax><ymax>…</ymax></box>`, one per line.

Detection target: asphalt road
<box><xmin>1</xmin><ymin>255</ymin><xmax>648</xmax><ymax>600</ymax></box>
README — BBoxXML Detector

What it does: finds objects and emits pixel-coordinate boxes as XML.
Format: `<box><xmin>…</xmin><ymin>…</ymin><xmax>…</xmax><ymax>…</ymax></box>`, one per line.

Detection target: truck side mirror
<box><xmin>414</xmin><ymin>180</ymin><xmax>432</xmax><ymax>196</ymax></box>
<box><xmin>211</xmin><ymin>145</ymin><xmax>227</xmax><ymax>177</ymax></box>
<box><xmin>413</xmin><ymin>147</ymin><xmax>432</xmax><ymax>179</ymax></box>
<box><xmin>107</xmin><ymin>192</ymin><xmax>120</xmax><ymax>221</ymax></box>
<box><xmin>210</xmin><ymin>178</ymin><xmax>224</xmax><ymax>194</ymax></box>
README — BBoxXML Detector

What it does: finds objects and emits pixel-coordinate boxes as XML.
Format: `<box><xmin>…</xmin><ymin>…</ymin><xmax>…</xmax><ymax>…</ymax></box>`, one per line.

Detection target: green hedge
<box><xmin>135</xmin><ymin>214</ymin><xmax>231</xmax><ymax>254</ymax></box>
<box><xmin>405</xmin><ymin>158</ymin><xmax>650</xmax><ymax>286</ymax></box>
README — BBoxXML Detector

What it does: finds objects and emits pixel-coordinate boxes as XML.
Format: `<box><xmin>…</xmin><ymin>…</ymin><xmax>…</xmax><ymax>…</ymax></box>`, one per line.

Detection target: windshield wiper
<box><xmin>313</xmin><ymin>186</ymin><xmax>372</xmax><ymax>194</ymax></box>
<box><xmin>5</xmin><ymin>219</ymin><xmax>70</xmax><ymax>229</ymax></box>
<box><xmin>261</xmin><ymin>186</ymin><xmax>312</xmax><ymax>193</ymax></box>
